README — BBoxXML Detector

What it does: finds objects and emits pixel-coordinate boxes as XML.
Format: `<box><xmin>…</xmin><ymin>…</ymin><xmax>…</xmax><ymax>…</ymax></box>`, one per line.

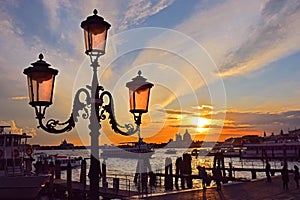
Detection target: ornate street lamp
<box><xmin>126</xmin><ymin>70</ymin><xmax>153</xmax><ymax>126</ymax></box>
<box><xmin>23</xmin><ymin>10</ymin><xmax>153</xmax><ymax>200</ymax></box>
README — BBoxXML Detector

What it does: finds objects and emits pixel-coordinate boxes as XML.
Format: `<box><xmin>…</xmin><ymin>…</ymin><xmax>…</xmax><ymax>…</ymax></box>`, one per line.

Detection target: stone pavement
<box><xmin>132</xmin><ymin>175</ymin><xmax>300</xmax><ymax>200</ymax></box>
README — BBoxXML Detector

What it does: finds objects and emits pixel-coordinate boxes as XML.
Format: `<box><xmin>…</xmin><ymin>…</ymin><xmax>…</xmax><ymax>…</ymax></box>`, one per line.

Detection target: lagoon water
<box><xmin>36</xmin><ymin>148</ymin><xmax>300</xmax><ymax>190</ymax></box>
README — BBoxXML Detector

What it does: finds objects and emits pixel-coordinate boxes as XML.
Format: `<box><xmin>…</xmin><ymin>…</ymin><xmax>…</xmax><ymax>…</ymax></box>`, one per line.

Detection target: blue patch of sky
<box><xmin>8</xmin><ymin>1</ymin><xmax>75</xmax><ymax>54</ymax></box>
<box><xmin>110</xmin><ymin>1</ymin><xmax>206</xmax><ymax>74</ymax></box>
<box><xmin>224</xmin><ymin>50</ymin><xmax>300</xmax><ymax>100</ymax></box>
<box><xmin>140</xmin><ymin>0</ymin><xmax>199</xmax><ymax>28</ymax></box>
<box><xmin>140</xmin><ymin>0</ymin><xmax>225</xmax><ymax>28</ymax></box>
<box><xmin>114</xmin><ymin>0</ymin><xmax>226</xmax><ymax>70</ymax></box>
<box><xmin>10</xmin><ymin>1</ymin><xmax>51</xmax><ymax>42</ymax></box>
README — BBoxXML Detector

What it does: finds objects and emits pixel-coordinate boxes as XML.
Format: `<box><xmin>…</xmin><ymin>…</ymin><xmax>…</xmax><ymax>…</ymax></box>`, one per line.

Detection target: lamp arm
<box><xmin>36</xmin><ymin>88</ymin><xmax>90</xmax><ymax>134</ymax></box>
<box><xmin>99</xmin><ymin>91</ymin><xmax>139</xmax><ymax>136</ymax></box>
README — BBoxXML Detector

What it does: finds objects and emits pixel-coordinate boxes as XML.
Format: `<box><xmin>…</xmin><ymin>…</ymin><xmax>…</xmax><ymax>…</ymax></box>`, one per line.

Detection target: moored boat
<box><xmin>241</xmin><ymin>141</ymin><xmax>300</xmax><ymax>160</ymax></box>
<box><xmin>0</xmin><ymin>125</ymin><xmax>49</xmax><ymax>199</ymax></box>
<box><xmin>101</xmin><ymin>138</ymin><xmax>154</xmax><ymax>159</ymax></box>
<box><xmin>33</xmin><ymin>152</ymin><xmax>82</xmax><ymax>170</ymax></box>
<box><xmin>241</xmin><ymin>130</ymin><xmax>300</xmax><ymax>160</ymax></box>
<box><xmin>165</xmin><ymin>149</ymin><xmax>177</xmax><ymax>154</ymax></box>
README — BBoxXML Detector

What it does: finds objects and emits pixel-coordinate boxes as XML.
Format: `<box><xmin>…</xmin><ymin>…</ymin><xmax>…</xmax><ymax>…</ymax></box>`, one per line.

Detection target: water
<box><xmin>36</xmin><ymin>148</ymin><xmax>300</xmax><ymax>190</ymax></box>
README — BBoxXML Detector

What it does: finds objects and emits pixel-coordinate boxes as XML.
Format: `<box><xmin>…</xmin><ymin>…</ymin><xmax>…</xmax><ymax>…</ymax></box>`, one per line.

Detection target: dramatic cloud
<box><xmin>118</xmin><ymin>0</ymin><xmax>175</xmax><ymax>31</ymax></box>
<box><xmin>0</xmin><ymin>120</ymin><xmax>37</xmax><ymax>136</ymax></box>
<box><xmin>217</xmin><ymin>110</ymin><xmax>300</xmax><ymax>135</ymax></box>
<box><xmin>219</xmin><ymin>0</ymin><xmax>300</xmax><ymax>76</ymax></box>
<box><xmin>11</xmin><ymin>96</ymin><xmax>28</xmax><ymax>101</ymax></box>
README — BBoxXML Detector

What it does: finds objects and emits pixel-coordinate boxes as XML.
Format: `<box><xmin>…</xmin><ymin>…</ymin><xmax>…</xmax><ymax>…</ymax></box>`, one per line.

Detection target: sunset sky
<box><xmin>1</xmin><ymin>0</ymin><xmax>300</xmax><ymax>146</ymax></box>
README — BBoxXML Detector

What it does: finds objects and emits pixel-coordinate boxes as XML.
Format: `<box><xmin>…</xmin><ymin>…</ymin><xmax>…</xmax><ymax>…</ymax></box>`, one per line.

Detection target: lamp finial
<box><xmin>38</xmin><ymin>53</ymin><xmax>44</xmax><ymax>60</ymax></box>
<box><xmin>93</xmin><ymin>9</ymin><xmax>98</xmax><ymax>15</ymax></box>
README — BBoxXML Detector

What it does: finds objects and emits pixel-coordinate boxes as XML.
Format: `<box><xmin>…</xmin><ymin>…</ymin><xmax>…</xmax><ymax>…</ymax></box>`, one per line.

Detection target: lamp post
<box><xmin>23</xmin><ymin>9</ymin><xmax>153</xmax><ymax>200</ymax></box>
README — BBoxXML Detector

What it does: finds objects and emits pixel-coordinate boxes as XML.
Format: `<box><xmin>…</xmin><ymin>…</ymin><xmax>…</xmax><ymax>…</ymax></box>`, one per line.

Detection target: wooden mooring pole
<box><xmin>55</xmin><ymin>160</ymin><xmax>61</xmax><ymax>179</ymax></box>
<box><xmin>80</xmin><ymin>159</ymin><xmax>87</xmax><ymax>198</ymax></box>
<box><xmin>67</xmin><ymin>161</ymin><xmax>72</xmax><ymax>199</ymax></box>
<box><xmin>49</xmin><ymin>161</ymin><xmax>55</xmax><ymax>198</ymax></box>
<box><xmin>164</xmin><ymin>157</ymin><xmax>173</xmax><ymax>191</ymax></box>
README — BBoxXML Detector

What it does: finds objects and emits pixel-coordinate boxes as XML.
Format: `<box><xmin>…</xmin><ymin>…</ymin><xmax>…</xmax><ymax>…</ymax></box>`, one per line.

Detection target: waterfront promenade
<box><xmin>132</xmin><ymin>174</ymin><xmax>300</xmax><ymax>200</ymax></box>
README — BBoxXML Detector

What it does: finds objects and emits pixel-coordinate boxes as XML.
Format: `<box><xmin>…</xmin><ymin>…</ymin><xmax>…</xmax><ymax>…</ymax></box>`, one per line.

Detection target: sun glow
<box><xmin>192</xmin><ymin>117</ymin><xmax>210</xmax><ymax>133</ymax></box>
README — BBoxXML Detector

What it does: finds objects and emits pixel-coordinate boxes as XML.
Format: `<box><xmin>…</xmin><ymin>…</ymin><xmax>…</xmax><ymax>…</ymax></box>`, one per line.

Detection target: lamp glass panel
<box><xmin>30</xmin><ymin>71</ymin><xmax>54</xmax><ymax>103</ymax></box>
<box><xmin>133</xmin><ymin>87</ymin><xmax>150</xmax><ymax>112</ymax></box>
<box><xmin>84</xmin><ymin>29</ymin><xmax>90</xmax><ymax>53</ymax></box>
<box><xmin>84</xmin><ymin>24</ymin><xmax>107</xmax><ymax>53</ymax></box>
<box><xmin>27</xmin><ymin>76</ymin><xmax>33</xmax><ymax>103</ymax></box>
<box><xmin>92</xmin><ymin>31</ymin><xmax>107</xmax><ymax>52</ymax></box>
<box><xmin>129</xmin><ymin>90</ymin><xmax>135</xmax><ymax>111</ymax></box>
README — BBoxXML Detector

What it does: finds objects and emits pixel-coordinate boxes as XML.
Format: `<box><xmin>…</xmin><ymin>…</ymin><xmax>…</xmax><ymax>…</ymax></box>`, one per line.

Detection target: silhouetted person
<box><xmin>43</xmin><ymin>158</ymin><xmax>49</xmax><ymax>174</ymax></box>
<box><xmin>294</xmin><ymin>165</ymin><xmax>299</xmax><ymax>189</ymax></box>
<box><xmin>265</xmin><ymin>160</ymin><xmax>271</xmax><ymax>183</ymax></box>
<box><xmin>213</xmin><ymin>166</ymin><xmax>222</xmax><ymax>191</ymax></box>
<box><xmin>35</xmin><ymin>160</ymin><xmax>42</xmax><ymax>174</ymax></box>
<box><xmin>25</xmin><ymin>155</ymin><xmax>34</xmax><ymax>175</ymax></box>
<box><xmin>281</xmin><ymin>162</ymin><xmax>289</xmax><ymax>191</ymax></box>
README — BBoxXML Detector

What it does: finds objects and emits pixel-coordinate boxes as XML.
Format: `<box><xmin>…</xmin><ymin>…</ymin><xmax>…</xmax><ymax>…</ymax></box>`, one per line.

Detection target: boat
<box><xmin>241</xmin><ymin>130</ymin><xmax>300</xmax><ymax>160</ymax></box>
<box><xmin>0</xmin><ymin>125</ymin><xmax>49</xmax><ymax>199</ymax></box>
<box><xmin>165</xmin><ymin>149</ymin><xmax>177</xmax><ymax>154</ymax></box>
<box><xmin>241</xmin><ymin>141</ymin><xmax>300</xmax><ymax>160</ymax></box>
<box><xmin>101</xmin><ymin>138</ymin><xmax>154</xmax><ymax>159</ymax></box>
<box><xmin>191</xmin><ymin>148</ymin><xmax>211</xmax><ymax>157</ymax></box>
<box><xmin>33</xmin><ymin>152</ymin><xmax>82</xmax><ymax>170</ymax></box>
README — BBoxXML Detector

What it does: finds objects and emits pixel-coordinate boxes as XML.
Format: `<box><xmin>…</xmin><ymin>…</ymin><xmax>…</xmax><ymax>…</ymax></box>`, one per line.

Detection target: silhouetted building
<box><xmin>59</xmin><ymin>139</ymin><xmax>74</xmax><ymax>149</ymax></box>
<box><xmin>168</xmin><ymin>129</ymin><xmax>193</xmax><ymax>148</ymax></box>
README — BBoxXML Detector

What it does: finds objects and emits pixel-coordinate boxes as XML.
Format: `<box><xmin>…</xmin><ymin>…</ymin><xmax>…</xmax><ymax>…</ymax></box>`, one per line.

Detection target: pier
<box><xmin>38</xmin><ymin>153</ymin><xmax>299</xmax><ymax>199</ymax></box>
<box><xmin>131</xmin><ymin>174</ymin><xmax>300</xmax><ymax>200</ymax></box>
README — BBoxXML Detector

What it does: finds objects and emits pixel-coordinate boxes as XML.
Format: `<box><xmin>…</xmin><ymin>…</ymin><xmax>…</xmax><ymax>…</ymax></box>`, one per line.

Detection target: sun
<box><xmin>192</xmin><ymin>117</ymin><xmax>210</xmax><ymax>133</ymax></box>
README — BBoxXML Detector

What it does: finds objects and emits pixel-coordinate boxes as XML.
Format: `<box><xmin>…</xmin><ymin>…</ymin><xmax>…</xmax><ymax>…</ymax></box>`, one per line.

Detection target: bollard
<box><xmin>67</xmin><ymin>160</ymin><xmax>72</xmax><ymax>199</ymax></box>
<box><xmin>169</xmin><ymin>158</ymin><xmax>173</xmax><ymax>190</ymax></box>
<box><xmin>228</xmin><ymin>162</ymin><xmax>233</xmax><ymax>178</ymax></box>
<box><xmin>49</xmin><ymin>161</ymin><xmax>55</xmax><ymax>198</ymax></box>
<box><xmin>80</xmin><ymin>159</ymin><xmax>87</xmax><ymax>183</ymax></box>
<box><xmin>251</xmin><ymin>170</ymin><xmax>257</xmax><ymax>179</ymax></box>
<box><xmin>113</xmin><ymin>178</ymin><xmax>120</xmax><ymax>193</ymax></box>
<box><xmin>102</xmin><ymin>160</ymin><xmax>107</xmax><ymax>188</ymax></box>
<box><xmin>55</xmin><ymin>160</ymin><xmax>61</xmax><ymax>179</ymax></box>
<box><xmin>80</xmin><ymin>159</ymin><xmax>87</xmax><ymax>197</ymax></box>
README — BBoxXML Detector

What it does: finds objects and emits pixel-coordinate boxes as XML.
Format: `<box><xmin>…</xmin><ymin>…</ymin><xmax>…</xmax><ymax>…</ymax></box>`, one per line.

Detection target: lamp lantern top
<box><xmin>126</xmin><ymin>70</ymin><xmax>154</xmax><ymax>91</ymax></box>
<box><xmin>23</xmin><ymin>53</ymin><xmax>58</xmax><ymax>77</ymax></box>
<box><xmin>80</xmin><ymin>9</ymin><xmax>111</xmax><ymax>55</ymax></box>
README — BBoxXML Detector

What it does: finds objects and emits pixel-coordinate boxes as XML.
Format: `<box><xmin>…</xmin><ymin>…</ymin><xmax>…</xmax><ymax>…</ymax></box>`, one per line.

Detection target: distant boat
<box><xmin>101</xmin><ymin>138</ymin><xmax>154</xmax><ymax>159</ymax></box>
<box><xmin>0</xmin><ymin>125</ymin><xmax>49</xmax><ymax>199</ymax></box>
<box><xmin>165</xmin><ymin>149</ymin><xmax>177</xmax><ymax>154</ymax></box>
<box><xmin>33</xmin><ymin>152</ymin><xmax>82</xmax><ymax>170</ymax></box>
<box><xmin>191</xmin><ymin>148</ymin><xmax>210</xmax><ymax>157</ymax></box>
